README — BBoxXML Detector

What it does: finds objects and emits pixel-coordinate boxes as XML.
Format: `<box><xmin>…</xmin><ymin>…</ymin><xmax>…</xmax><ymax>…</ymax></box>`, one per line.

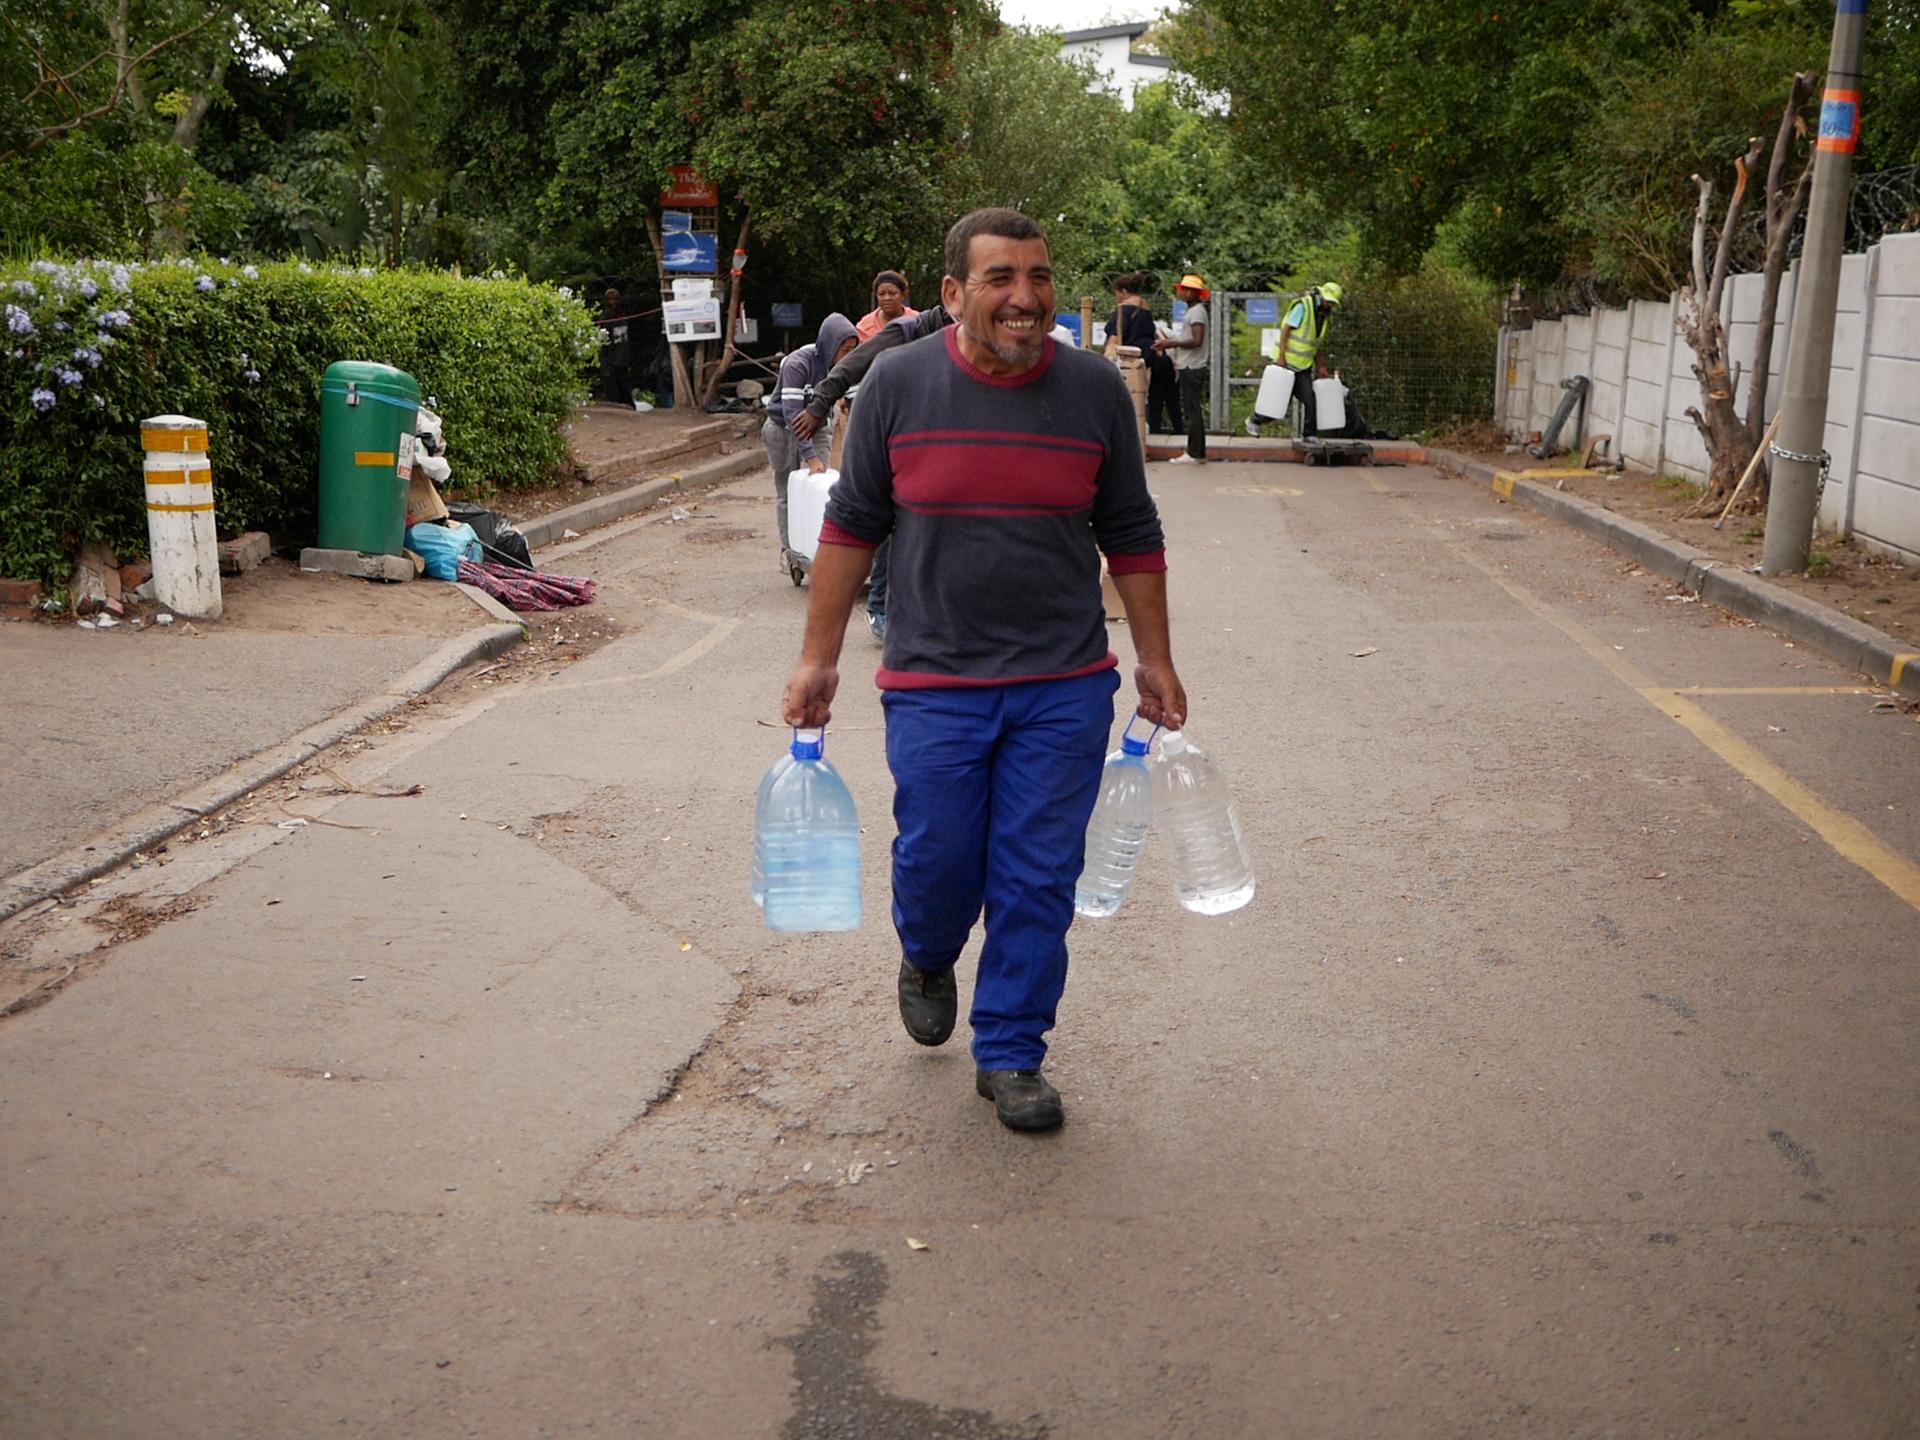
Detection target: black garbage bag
<box><xmin>445</xmin><ymin>501</ymin><xmax>534</xmax><ymax>570</ymax></box>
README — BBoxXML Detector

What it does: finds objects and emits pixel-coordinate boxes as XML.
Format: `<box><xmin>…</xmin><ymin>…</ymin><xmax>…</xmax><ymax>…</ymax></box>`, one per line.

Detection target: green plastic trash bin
<box><xmin>317</xmin><ymin>361</ymin><xmax>421</xmax><ymax>556</ymax></box>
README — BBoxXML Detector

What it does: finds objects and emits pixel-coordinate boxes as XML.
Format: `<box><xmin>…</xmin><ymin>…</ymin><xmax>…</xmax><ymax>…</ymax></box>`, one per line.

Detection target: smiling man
<box><xmin>780</xmin><ymin>208</ymin><xmax>1187</xmax><ymax>1131</ymax></box>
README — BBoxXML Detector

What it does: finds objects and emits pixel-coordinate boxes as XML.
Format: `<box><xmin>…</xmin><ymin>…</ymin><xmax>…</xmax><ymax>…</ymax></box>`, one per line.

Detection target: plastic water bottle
<box><xmin>1151</xmin><ymin>730</ymin><xmax>1256</xmax><ymax>915</ymax></box>
<box><xmin>749</xmin><ymin>751</ymin><xmax>795</xmax><ymax>908</ymax></box>
<box><xmin>1075</xmin><ymin>720</ymin><xmax>1156</xmax><ymax>919</ymax></box>
<box><xmin>758</xmin><ymin>727</ymin><xmax>862</xmax><ymax>932</ymax></box>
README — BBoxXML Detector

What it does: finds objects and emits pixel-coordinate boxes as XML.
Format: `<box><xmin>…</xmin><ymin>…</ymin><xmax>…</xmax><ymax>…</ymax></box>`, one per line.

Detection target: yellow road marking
<box><xmin>1368</xmin><ymin>472</ymin><xmax>1920</xmax><ymax>912</ymax></box>
<box><xmin>1673</xmin><ymin>686</ymin><xmax>1876</xmax><ymax>696</ymax></box>
<box><xmin>1490</xmin><ymin>472</ymin><xmax>1516</xmax><ymax>498</ymax></box>
<box><xmin>1894</xmin><ymin>653</ymin><xmax>1919</xmax><ymax>687</ymax></box>
<box><xmin>1218</xmin><ymin>484</ymin><xmax>1304</xmax><ymax>497</ymax></box>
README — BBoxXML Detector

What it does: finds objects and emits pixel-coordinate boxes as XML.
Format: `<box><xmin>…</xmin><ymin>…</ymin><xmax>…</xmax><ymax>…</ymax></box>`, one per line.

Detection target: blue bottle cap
<box><xmin>1120</xmin><ymin>734</ymin><xmax>1151</xmax><ymax>757</ymax></box>
<box><xmin>791</xmin><ymin>726</ymin><xmax>824</xmax><ymax>761</ymax></box>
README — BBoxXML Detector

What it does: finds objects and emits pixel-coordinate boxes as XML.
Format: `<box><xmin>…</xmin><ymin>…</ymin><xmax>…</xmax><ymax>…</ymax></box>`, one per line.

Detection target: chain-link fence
<box><xmin>1210</xmin><ymin>278</ymin><xmax>1500</xmax><ymax>440</ymax></box>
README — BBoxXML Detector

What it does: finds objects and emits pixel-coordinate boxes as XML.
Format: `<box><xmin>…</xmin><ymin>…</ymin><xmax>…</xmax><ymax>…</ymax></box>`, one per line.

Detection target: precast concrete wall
<box><xmin>1501</xmin><ymin>233</ymin><xmax>1920</xmax><ymax>561</ymax></box>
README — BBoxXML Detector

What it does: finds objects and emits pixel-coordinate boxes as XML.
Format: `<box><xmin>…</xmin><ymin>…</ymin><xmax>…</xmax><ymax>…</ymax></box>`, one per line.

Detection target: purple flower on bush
<box><xmin>74</xmin><ymin>345</ymin><xmax>102</xmax><ymax>368</ymax></box>
<box><xmin>97</xmin><ymin>309</ymin><xmax>130</xmax><ymax>331</ymax></box>
<box><xmin>55</xmin><ymin>365</ymin><xmax>83</xmax><ymax>388</ymax></box>
<box><xmin>30</xmin><ymin>387</ymin><xmax>55</xmax><ymax>413</ymax></box>
<box><xmin>52</xmin><ymin>320</ymin><xmax>69</xmax><ymax>333</ymax></box>
<box><xmin>78</xmin><ymin>278</ymin><xmax>98</xmax><ymax>300</ymax></box>
<box><xmin>244</xmin><ymin>369</ymin><xmax>262</xmax><ymax>384</ymax></box>
<box><xmin>90</xmin><ymin>394</ymin><xmax>106</xmax><ymax>408</ymax></box>
<box><xmin>10</xmin><ymin>280</ymin><xmax>35</xmax><ymax>299</ymax></box>
<box><xmin>195</xmin><ymin>275</ymin><xmax>216</xmax><ymax>292</ymax></box>
<box><xmin>241</xmin><ymin>264</ymin><xmax>258</xmax><ymax>279</ymax></box>
<box><xmin>110</xmin><ymin>266</ymin><xmax>131</xmax><ymax>293</ymax></box>
<box><xmin>5</xmin><ymin>304</ymin><xmax>33</xmax><ymax>337</ymax></box>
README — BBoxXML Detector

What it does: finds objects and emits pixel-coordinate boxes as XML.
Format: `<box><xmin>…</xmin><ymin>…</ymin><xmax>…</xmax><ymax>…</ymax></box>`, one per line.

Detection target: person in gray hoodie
<box><xmin>764</xmin><ymin>311</ymin><xmax>859</xmax><ymax>564</ymax></box>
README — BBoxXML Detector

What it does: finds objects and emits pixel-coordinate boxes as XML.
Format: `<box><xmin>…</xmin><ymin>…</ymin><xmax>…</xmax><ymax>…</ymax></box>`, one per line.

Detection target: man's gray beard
<box><xmin>961</xmin><ymin>316</ymin><xmax>1046</xmax><ymax>371</ymax></box>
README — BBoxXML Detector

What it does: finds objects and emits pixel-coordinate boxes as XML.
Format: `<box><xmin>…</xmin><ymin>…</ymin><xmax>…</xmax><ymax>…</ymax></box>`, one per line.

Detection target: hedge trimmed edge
<box><xmin>2</xmin><ymin>257</ymin><xmax>598</xmax><ymax>587</ymax></box>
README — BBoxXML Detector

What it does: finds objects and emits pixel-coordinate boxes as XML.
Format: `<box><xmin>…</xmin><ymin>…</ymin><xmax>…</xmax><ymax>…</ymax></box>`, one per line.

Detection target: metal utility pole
<box><xmin>1762</xmin><ymin>0</ymin><xmax>1868</xmax><ymax>574</ymax></box>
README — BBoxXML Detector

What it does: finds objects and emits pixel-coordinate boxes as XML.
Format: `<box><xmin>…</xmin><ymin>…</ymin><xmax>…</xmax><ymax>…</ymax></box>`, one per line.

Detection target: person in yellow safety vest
<box><xmin>1247</xmin><ymin>281</ymin><xmax>1344</xmax><ymax>438</ymax></box>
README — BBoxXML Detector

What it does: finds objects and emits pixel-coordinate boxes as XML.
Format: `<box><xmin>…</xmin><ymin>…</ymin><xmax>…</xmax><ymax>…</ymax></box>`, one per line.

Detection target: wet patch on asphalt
<box><xmin>782</xmin><ymin>1250</ymin><xmax>1046</xmax><ymax>1440</ymax></box>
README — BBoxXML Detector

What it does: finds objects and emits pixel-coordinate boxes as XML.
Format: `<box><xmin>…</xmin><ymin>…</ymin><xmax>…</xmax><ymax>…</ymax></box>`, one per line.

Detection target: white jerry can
<box><xmin>787</xmin><ymin>467</ymin><xmax>838</xmax><ymax>562</ymax></box>
<box><xmin>1313</xmin><ymin>376</ymin><xmax>1348</xmax><ymax>433</ymax></box>
<box><xmin>1254</xmin><ymin>365</ymin><xmax>1294</xmax><ymax>420</ymax></box>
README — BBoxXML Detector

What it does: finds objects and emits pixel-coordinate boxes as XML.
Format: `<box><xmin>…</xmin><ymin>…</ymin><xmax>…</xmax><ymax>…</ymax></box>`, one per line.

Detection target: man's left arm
<box><xmin>1111</xmin><ymin>572</ymin><xmax>1186</xmax><ymax>730</ymax></box>
<box><xmin>1088</xmin><ymin>367</ymin><xmax>1187</xmax><ymax>726</ymax></box>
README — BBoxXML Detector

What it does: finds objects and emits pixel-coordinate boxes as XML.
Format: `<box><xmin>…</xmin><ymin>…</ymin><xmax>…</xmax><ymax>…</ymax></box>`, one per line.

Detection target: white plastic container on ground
<box><xmin>1313</xmin><ymin>377</ymin><xmax>1348</xmax><ymax>433</ymax></box>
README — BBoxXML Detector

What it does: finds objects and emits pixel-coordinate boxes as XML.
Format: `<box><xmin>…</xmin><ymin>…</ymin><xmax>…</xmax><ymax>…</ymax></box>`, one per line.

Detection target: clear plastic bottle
<box><xmin>1151</xmin><ymin>729</ymin><xmax>1256</xmax><ymax>915</ymax></box>
<box><xmin>1075</xmin><ymin>724</ymin><xmax>1155</xmax><ymax>919</ymax></box>
<box><xmin>758</xmin><ymin>728</ymin><xmax>862</xmax><ymax>932</ymax></box>
<box><xmin>749</xmin><ymin>751</ymin><xmax>796</xmax><ymax>909</ymax></box>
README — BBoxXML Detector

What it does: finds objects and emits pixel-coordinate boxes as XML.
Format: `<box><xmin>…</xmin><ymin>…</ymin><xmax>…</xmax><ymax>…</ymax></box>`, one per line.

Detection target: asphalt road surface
<box><xmin>3</xmin><ymin>459</ymin><xmax>1917</xmax><ymax>1438</ymax></box>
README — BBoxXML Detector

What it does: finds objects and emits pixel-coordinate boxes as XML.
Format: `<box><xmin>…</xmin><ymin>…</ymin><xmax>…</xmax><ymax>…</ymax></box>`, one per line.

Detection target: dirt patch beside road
<box><xmin>1447</xmin><ymin>448</ymin><xmax>1920</xmax><ymax>646</ymax></box>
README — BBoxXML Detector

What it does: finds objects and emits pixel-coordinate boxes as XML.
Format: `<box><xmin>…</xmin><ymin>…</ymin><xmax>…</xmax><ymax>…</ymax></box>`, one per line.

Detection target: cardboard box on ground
<box><xmin>406</xmin><ymin>466</ymin><xmax>449</xmax><ymax>525</ymax></box>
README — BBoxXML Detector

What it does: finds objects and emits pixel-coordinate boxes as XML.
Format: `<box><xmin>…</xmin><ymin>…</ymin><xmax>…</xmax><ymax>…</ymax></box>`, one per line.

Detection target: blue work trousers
<box><xmin>882</xmin><ymin>670</ymin><xmax>1120</xmax><ymax>1070</ymax></box>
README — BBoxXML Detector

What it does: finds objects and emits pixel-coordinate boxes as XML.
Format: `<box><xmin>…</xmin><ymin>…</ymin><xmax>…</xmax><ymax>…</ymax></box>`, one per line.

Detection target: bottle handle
<box><xmin>792</xmin><ymin>724</ymin><xmax>826</xmax><ymax>759</ymax></box>
<box><xmin>1121</xmin><ymin>713</ymin><xmax>1161</xmax><ymax>750</ymax></box>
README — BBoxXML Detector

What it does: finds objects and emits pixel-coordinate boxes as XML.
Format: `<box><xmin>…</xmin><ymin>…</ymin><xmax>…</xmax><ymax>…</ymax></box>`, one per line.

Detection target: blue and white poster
<box><xmin>770</xmin><ymin>302</ymin><xmax>804</xmax><ymax>329</ymax></box>
<box><xmin>662</xmin><ymin>232</ymin><xmax>718</xmax><ymax>273</ymax></box>
<box><xmin>1245</xmin><ymin>296</ymin><xmax>1280</xmax><ymax>326</ymax></box>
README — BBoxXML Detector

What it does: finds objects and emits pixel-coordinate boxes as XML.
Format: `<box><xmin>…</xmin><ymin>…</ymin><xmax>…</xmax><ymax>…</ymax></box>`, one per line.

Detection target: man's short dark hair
<box><xmin>945</xmin><ymin>208</ymin><xmax>1048</xmax><ymax>284</ymax></box>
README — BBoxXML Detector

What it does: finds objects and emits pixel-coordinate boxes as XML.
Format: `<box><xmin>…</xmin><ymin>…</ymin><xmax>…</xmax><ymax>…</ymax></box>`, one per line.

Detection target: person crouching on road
<box><xmin>1153</xmin><ymin>273</ymin><xmax>1210</xmax><ymax>463</ymax></box>
<box><xmin>780</xmin><ymin>207</ymin><xmax>1188</xmax><ymax>1132</ymax></box>
<box><xmin>763</xmin><ymin>313</ymin><xmax>859</xmax><ymax>568</ymax></box>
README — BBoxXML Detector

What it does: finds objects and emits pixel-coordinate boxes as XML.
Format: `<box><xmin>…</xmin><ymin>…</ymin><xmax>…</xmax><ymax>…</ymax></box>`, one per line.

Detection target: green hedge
<box><xmin>1</xmin><ymin>259</ymin><xmax>598</xmax><ymax>586</ymax></box>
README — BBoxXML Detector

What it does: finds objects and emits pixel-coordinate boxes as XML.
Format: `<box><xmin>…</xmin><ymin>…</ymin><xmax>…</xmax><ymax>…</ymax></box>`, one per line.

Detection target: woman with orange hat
<box><xmin>1153</xmin><ymin>272</ymin><xmax>1210</xmax><ymax>463</ymax></box>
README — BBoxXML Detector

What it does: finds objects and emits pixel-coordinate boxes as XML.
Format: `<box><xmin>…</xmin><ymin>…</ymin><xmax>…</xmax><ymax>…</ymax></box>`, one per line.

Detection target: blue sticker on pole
<box><xmin>1245</xmin><ymin>296</ymin><xmax>1280</xmax><ymax>325</ymax></box>
<box><xmin>1171</xmin><ymin>299</ymin><xmax>1188</xmax><ymax>324</ymax></box>
<box><xmin>1819</xmin><ymin>90</ymin><xmax>1861</xmax><ymax>153</ymax></box>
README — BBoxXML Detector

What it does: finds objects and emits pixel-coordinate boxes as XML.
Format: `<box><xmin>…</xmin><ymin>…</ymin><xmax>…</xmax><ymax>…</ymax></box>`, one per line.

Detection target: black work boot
<box><xmin>974</xmin><ymin>1069</ymin><xmax>1064</xmax><ymax>1131</ymax></box>
<box><xmin>897</xmin><ymin>959</ymin><xmax>956</xmax><ymax>1047</ymax></box>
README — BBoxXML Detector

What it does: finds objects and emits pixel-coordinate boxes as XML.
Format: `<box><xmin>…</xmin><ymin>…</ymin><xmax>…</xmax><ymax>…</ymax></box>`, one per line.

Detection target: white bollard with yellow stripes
<box><xmin>141</xmin><ymin>414</ymin><xmax>223</xmax><ymax>620</ymax></box>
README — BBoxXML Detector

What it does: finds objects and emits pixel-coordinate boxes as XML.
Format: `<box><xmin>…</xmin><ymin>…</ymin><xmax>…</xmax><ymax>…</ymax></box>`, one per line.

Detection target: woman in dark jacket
<box><xmin>1109</xmin><ymin>272</ymin><xmax>1180</xmax><ymax>435</ymax></box>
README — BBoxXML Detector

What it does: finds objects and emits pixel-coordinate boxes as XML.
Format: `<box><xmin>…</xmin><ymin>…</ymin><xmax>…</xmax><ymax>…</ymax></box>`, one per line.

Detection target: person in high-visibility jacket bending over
<box><xmin>1247</xmin><ymin>282</ymin><xmax>1343</xmax><ymax>438</ymax></box>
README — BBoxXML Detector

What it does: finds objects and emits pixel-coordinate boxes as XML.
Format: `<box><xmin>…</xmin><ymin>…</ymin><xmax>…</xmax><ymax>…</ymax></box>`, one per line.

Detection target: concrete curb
<box><xmin>517</xmin><ymin>448</ymin><xmax>762</xmax><ymax>550</ymax></box>
<box><xmin>0</xmin><ymin>620</ymin><xmax>524</xmax><ymax>924</ymax></box>
<box><xmin>1430</xmin><ymin>448</ymin><xmax>1920</xmax><ymax>701</ymax></box>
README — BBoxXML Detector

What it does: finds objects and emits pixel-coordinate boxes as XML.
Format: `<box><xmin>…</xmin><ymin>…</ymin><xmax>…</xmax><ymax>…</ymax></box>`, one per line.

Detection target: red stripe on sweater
<box><xmin>1104</xmin><ymin>549</ymin><xmax>1167</xmax><ymax>575</ymax></box>
<box><xmin>875</xmin><ymin>653</ymin><xmax>1119</xmax><ymax>690</ymax></box>
<box><xmin>818</xmin><ymin>522</ymin><xmax>878</xmax><ymax>550</ymax></box>
<box><xmin>891</xmin><ymin>435</ymin><xmax>1101</xmax><ymax>513</ymax></box>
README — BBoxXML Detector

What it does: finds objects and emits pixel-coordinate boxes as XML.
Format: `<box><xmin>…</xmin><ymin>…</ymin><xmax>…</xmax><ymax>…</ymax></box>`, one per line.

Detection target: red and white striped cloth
<box><xmin>456</xmin><ymin>559</ymin><xmax>596</xmax><ymax>612</ymax></box>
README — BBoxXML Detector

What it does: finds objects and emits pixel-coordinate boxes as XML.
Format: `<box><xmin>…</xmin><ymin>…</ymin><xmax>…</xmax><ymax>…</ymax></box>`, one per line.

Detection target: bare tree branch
<box><xmin>0</xmin><ymin>4</ymin><xmax>229</xmax><ymax>164</ymax></box>
<box><xmin>1706</xmin><ymin>136</ymin><xmax>1763</xmax><ymax>322</ymax></box>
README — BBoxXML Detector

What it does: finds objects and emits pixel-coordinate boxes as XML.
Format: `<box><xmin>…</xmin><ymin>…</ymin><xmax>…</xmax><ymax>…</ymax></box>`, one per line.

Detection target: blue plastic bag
<box><xmin>406</xmin><ymin>521</ymin><xmax>482</xmax><ymax>581</ymax></box>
